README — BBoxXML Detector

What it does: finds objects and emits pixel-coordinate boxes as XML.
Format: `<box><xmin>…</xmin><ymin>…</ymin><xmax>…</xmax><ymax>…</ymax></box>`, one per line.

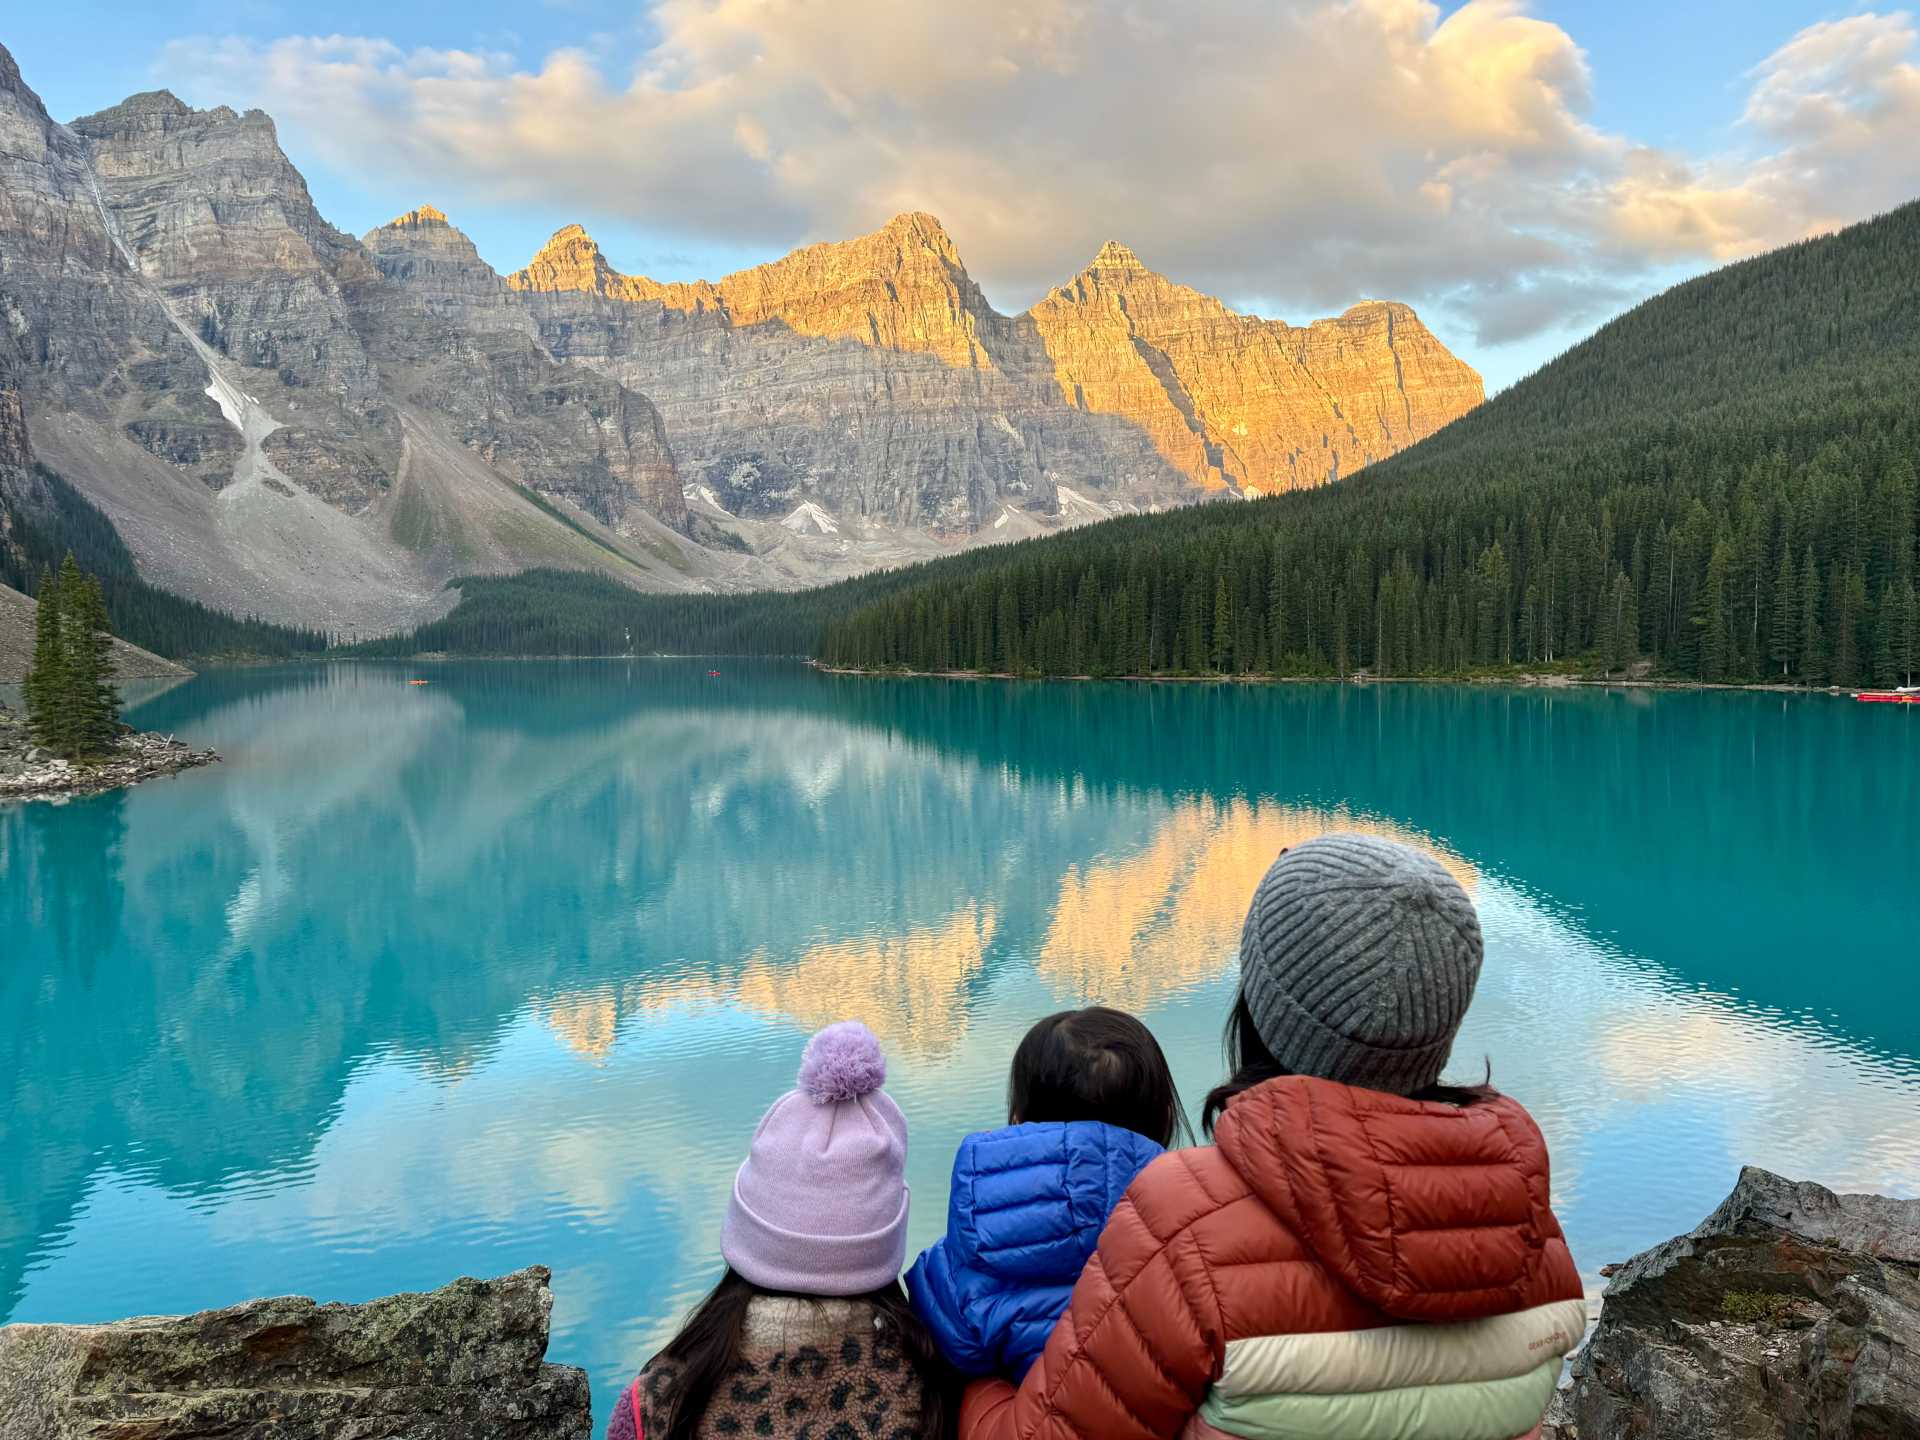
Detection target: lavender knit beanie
<box><xmin>721</xmin><ymin>1021</ymin><xmax>910</xmax><ymax>1295</ymax></box>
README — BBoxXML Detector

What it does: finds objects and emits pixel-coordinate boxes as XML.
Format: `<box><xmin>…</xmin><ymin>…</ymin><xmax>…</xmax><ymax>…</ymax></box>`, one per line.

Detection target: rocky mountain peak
<box><xmin>114</xmin><ymin>89</ymin><xmax>191</xmax><ymax>117</ymax></box>
<box><xmin>508</xmin><ymin>224</ymin><xmax>615</xmax><ymax>295</ymax></box>
<box><xmin>363</xmin><ymin>204</ymin><xmax>487</xmax><ymax>272</ymax></box>
<box><xmin>880</xmin><ymin>210</ymin><xmax>960</xmax><ymax>262</ymax></box>
<box><xmin>383</xmin><ymin>203</ymin><xmax>452</xmax><ymax>230</ymax></box>
<box><xmin>1089</xmin><ymin>239</ymin><xmax>1146</xmax><ymax>271</ymax></box>
<box><xmin>70</xmin><ymin>90</ymin><xmax>227</xmax><ymax>143</ymax></box>
<box><xmin>0</xmin><ymin>42</ymin><xmax>31</xmax><ymax>103</ymax></box>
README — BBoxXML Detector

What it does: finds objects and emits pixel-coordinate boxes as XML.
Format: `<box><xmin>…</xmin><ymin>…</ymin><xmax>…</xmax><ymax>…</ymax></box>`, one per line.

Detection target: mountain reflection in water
<box><xmin>2</xmin><ymin>660</ymin><xmax>1914</xmax><ymax>1427</ymax></box>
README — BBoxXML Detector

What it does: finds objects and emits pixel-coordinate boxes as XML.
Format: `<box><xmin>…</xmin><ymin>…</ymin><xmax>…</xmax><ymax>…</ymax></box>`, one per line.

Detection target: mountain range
<box><xmin>0</xmin><ymin>41</ymin><xmax>1480</xmax><ymax>639</ymax></box>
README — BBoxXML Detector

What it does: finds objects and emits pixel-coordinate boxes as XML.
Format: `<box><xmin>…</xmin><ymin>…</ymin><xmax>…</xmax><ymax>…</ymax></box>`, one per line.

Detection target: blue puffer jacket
<box><xmin>906</xmin><ymin>1120</ymin><xmax>1163</xmax><ymax>1381</ymax></box>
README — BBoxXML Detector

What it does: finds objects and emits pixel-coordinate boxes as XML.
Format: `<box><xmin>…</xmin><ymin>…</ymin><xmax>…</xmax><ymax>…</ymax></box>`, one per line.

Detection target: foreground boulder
<box><xmin>1547</xmin><ymin>1168</ymin><xmax>1920</xmax><ymax>1438</ymax></box>
<box><xmin>0</xmin><ymin>1266</ymin><xmax>589</xmax><ymax>1439</ymax></box>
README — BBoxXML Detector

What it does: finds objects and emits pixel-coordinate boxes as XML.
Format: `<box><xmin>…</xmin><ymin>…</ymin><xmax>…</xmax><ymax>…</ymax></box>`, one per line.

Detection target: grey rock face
<box><xmin>0</xmin><ymin>42</ymin><xmax>697</xmax><ymax>635</ymax></box>
<box><xmin>509</xmin><ymin>217</ymin><xmax>1191</xmax><ymax>534</ymax></box>
<box><xmin>0</xmin><ymin>1266</ymin><xmax>590</xmax><ymax>1439</ymax></box>
<box><xmin>358</xmin><ymin>206</ymin><xmax>685</xmax><ymax>531</ymax></box>
<box><xmin>66</xmin><ymin>93</ymin><xmax>683</xmax><ymax>533</ymax></box>
<box><xmin>1545</xmin><ymin>1168</ymin><xmax>1920</xmax><ymax>1439</ymax></box>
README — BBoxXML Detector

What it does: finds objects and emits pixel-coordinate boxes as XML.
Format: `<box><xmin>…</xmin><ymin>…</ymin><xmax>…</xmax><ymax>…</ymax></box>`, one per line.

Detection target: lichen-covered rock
<box><xmin>0</xmin><ymin>1266</ymin><xmax>589</xmax><ymax>1439</ymax></box>
<box><xmin>1544</xmin><ymin>1168</ymin><xmax>1920</xmax><ymax>1438</ymax></box>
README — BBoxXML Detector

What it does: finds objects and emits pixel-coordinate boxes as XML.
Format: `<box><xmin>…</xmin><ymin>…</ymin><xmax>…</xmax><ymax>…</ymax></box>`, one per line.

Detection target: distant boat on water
<box><xmin>1857</xmin><ymin>686</ymin><xmax>1919</xmax><ymax>704</ymax></box>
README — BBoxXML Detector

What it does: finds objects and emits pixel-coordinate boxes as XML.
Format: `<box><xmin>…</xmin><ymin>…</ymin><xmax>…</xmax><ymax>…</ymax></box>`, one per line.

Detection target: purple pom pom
<box><xmin>797</xmin><ymin>1021</ymin><xmax>887</xmax><ymax>1103</ymax></box>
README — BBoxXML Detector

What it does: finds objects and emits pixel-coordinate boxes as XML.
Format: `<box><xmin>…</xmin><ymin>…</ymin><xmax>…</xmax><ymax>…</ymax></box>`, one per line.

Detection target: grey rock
<box><xmin>1546</xmin><ymin>1168</ymin><xmax>1920</xmax><ymax>1439</ymax></box>
<box><xmin>0</xmin><ymin>1265</ymin><xmax>589</xmax><ymax>1439</ymax></box>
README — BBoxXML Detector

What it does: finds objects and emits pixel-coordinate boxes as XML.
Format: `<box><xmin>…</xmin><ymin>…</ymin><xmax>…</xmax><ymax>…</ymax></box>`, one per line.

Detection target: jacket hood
<box><xmin>1213</xmin><ymin>1075</ymin><xmax>1561</xmax><ymax>1322</ymax></box>
<box><xmin>947</xmin><ymin>1120</ymin><xmax>1162</xmax><ymax>1282</ymax></box>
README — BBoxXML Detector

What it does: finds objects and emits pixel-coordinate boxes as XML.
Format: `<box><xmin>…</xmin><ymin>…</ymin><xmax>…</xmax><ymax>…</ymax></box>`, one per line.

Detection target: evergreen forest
<box><xmin>817</xmin><ymin>201</ymin><xmax>1920</xmax><ymax>685</ymax></box>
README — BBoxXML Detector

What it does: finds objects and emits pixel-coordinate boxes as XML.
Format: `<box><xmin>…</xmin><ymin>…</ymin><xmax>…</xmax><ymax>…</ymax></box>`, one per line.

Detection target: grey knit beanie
<box><xmin>1238</xmin><ymin>833</ymin><xmax>1483</xmax><ymax>1096</ymax></box>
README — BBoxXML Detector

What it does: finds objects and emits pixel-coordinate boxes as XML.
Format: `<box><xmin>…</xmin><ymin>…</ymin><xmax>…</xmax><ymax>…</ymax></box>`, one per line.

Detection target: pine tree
<box><xmin>1211</xmin><ymin>572</ymin><xmax>1234</xmax><ymax>673</ymax></box>
<box><xmin>1769</xmin><ymin>547</ymin><xmax>1798</xmax><ymax>678</ymax></box>
<box><xmin>1873</xmin><ymin>580</ymin><xmax>1901</xmax><ymax>687</ymax></box>
<box><xmin>1266</xmin><ymin>546</ymin><xmax>1287</xmax><ymax>672</ymax></box>
<box><xmin>22</xmin><ymin>555</ymin><xmax>122</xmax><ymax>759</ymax></box>
<box><xmin>23</xmin><ymin>563</ymin><xmax>65</xmax><ymax>750</ymax></box>
<box><xmin>71</xmin><ymin>572</ymin><xmax>122</xmax><ymax>753</ymax></box>
<box><xmin>1698</xmin><ymin>540</ymin><xmax>1733</xmax><ymax>681</ymax></box>
<box><xmin>1902</xmin><ymin>581</ymin><xmax>1919</xmax><ymax>687</ymax></box>
<box><xmin>1799</xmin><ymin>548</ymin><xmax>1825</xmax><ymax>685</ymax></box>
<box><xmin>1833</xmin><ymin>568</ymin><xmax>1868</xmax><ymax>687</ymax></box>
<box><xmin>1601</xmin><ymin>571</ymin><xmax>1638</xmax><ymax>675</ymax></box>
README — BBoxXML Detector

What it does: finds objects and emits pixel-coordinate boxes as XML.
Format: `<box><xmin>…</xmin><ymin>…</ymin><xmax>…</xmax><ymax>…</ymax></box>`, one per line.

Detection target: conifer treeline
<box><xmin>819</xmin><ymin>202</ymin><xmax>1920</xmax><ymax>685</ymax></box>
<box><xmin>352</xmin><ymin>564</ymin><xmax>968</xmax><ymax>658</ymax></box>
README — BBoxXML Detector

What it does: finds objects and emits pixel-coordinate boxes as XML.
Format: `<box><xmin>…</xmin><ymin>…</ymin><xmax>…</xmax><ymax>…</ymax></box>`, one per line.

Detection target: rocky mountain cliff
<box><xmin>0</xmin><ymin>40</ymin><xmax>1481</xmax><ymax>635</ymax></box>
<box><xmin>509</xmin><ymin>212</ymin><xmax>1182</xmax><ymax>534</ymax></box>
<box><xmin>509</xmin><ymin>215</ymin><xmax>1483</xmax><ymax>533</ymax></box>
<box><xmin>0</xmin><ymin>45</ymin><xmax>701</xmax><ymax>634</ymax></box>
<box><xmin>1029</xmin><ymin>242</ymin><xmax>1483</xmax><ymax>493</ymax></box>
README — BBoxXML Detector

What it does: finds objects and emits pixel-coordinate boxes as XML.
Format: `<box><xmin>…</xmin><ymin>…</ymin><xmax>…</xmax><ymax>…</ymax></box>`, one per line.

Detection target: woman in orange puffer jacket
<box><xmin>962</xmin><ymin>833</ymin><xmax>1586</xmax><ymax>1440</ymax></box>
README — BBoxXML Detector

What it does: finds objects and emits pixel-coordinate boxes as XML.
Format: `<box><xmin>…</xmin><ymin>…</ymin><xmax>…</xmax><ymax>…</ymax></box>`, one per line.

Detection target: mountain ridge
<box><xmin>507</xmin><ymin>210</ymin><xmax>1481</xmax><ymax>526</ymax></box>
<box><xmin>0</xmin><ymin>39</ymin><xmax>1482</xmax><ymax>641</ymax></box>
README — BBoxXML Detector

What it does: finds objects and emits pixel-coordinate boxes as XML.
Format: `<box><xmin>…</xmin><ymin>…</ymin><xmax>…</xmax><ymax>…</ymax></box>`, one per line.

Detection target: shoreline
<box><xmin>0</xmin><ymin>706</ymin><xmax>219</xmax><ymax>803</ymax></box>
<box><xmin>808</xmin><ymin>663</ymin><xmax>1871</xmax><ymax>697</ymax></box>
<box><xmin>212</xmin><ymin>654</ymin><xmax>1906</xmax><ymax>700</ymax></box>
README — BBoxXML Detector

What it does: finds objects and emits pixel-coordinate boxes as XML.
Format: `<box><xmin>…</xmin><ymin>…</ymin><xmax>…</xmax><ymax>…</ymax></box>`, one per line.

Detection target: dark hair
<box><xmin>1007</xmin><ymin>1007</ymin><xmax>1191</xmax><ymax>1149</ymax></box>
<box><xmin>658</xmin><ymin>1267</ymin><xmax>958</xmax><ymax>1440</ymax></box>
<box><xmin>1201</xmin><ymin>991</ymin><xmax>1493</xmax><ymax>1135</ymax></box>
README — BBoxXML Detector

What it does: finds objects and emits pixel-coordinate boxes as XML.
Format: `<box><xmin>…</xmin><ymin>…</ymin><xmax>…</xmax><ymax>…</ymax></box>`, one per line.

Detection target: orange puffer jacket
<box><xmin>960</xmin><ymin>1075</ymin><xmax>1586</xmax><ymax>1440</ymax></box>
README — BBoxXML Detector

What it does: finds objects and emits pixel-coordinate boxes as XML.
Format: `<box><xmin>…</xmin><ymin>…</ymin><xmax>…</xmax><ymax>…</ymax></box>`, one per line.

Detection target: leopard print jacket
<box><xmin>607</xmin><ymin>1297</ymin><xmax>938</xmax><ymax>1440</ymax></box>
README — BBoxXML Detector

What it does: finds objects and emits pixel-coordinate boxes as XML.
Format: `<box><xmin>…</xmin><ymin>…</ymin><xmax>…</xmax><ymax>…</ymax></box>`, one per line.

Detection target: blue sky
<box><xmin>8</xmin><ymin>1</ymin><xmax>1918</xmax><ymax>391</ymax></box>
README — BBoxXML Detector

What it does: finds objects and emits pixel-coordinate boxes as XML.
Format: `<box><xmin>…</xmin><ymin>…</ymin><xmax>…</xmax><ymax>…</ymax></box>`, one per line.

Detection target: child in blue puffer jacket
<box><xmin>906</xmin><ymin>1007</ymin><xmax>1187</xmax><ymax>1381</ymax></box>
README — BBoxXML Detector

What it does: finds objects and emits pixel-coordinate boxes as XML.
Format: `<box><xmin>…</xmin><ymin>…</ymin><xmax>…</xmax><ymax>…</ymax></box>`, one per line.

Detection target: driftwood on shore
<box><xmin>0</xmin><ymin>703</ymin><xmax>218</xmax><ymax>801</ymax></box>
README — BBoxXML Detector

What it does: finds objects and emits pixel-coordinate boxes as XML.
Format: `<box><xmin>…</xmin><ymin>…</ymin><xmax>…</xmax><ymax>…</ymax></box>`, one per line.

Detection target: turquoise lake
<box><xmin>4</xmin><ymin>661</ymin><xmax>1917</xmax><ymax>1423</ymax></box>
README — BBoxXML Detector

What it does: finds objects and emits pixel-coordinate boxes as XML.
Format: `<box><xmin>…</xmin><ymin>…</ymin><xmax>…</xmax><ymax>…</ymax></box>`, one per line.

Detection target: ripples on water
<box><xmin>2</xmin><ymin>662</ymin><xmax>1915</xmax><ymax>1423</ymax></box>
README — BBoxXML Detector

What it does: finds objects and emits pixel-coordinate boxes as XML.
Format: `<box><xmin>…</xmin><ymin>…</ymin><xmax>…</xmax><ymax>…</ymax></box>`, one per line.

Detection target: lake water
<box><xmin>4</xmin><ymin>661</ymin><xmax>1917</xmax><ymax>1423</ymax></box>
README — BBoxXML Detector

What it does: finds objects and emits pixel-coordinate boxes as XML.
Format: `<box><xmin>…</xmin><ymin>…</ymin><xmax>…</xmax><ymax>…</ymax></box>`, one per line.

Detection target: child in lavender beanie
<box><xmin>721</xmin><ymin>1019</ymin><xmax>911</xmax><ymax>1292</ymax></box>
<box><xmin>608</xmin><ymin>1022</ymin><xmax>947</xmax><ymax>1440</ymax></box>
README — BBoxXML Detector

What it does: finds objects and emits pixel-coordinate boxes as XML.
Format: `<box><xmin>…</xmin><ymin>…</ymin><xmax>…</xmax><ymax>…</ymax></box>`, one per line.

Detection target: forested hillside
<box><xmin>1</xmin><ymin>467</ymin><xmax>330</xmax><ymax>661</ymax></box>
<box><xmin>820</xmin><ymin>202</ymin><xmax>1920</xmax><ymax>686</ymax></box>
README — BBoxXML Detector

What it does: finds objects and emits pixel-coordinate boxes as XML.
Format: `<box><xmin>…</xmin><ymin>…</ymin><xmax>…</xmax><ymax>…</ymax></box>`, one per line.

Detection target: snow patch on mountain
<box><xmin>781</xmin><ymin>501</ymin><xmax>841</xmax><ymax>535</ymax></box>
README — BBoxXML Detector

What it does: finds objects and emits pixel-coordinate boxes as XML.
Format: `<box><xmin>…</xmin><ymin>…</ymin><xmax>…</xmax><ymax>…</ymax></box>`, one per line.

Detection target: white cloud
<box><xmin>156</xmin><ymin>2</ymin><xmax>1920</xmax><ymax>350</ymax></box>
